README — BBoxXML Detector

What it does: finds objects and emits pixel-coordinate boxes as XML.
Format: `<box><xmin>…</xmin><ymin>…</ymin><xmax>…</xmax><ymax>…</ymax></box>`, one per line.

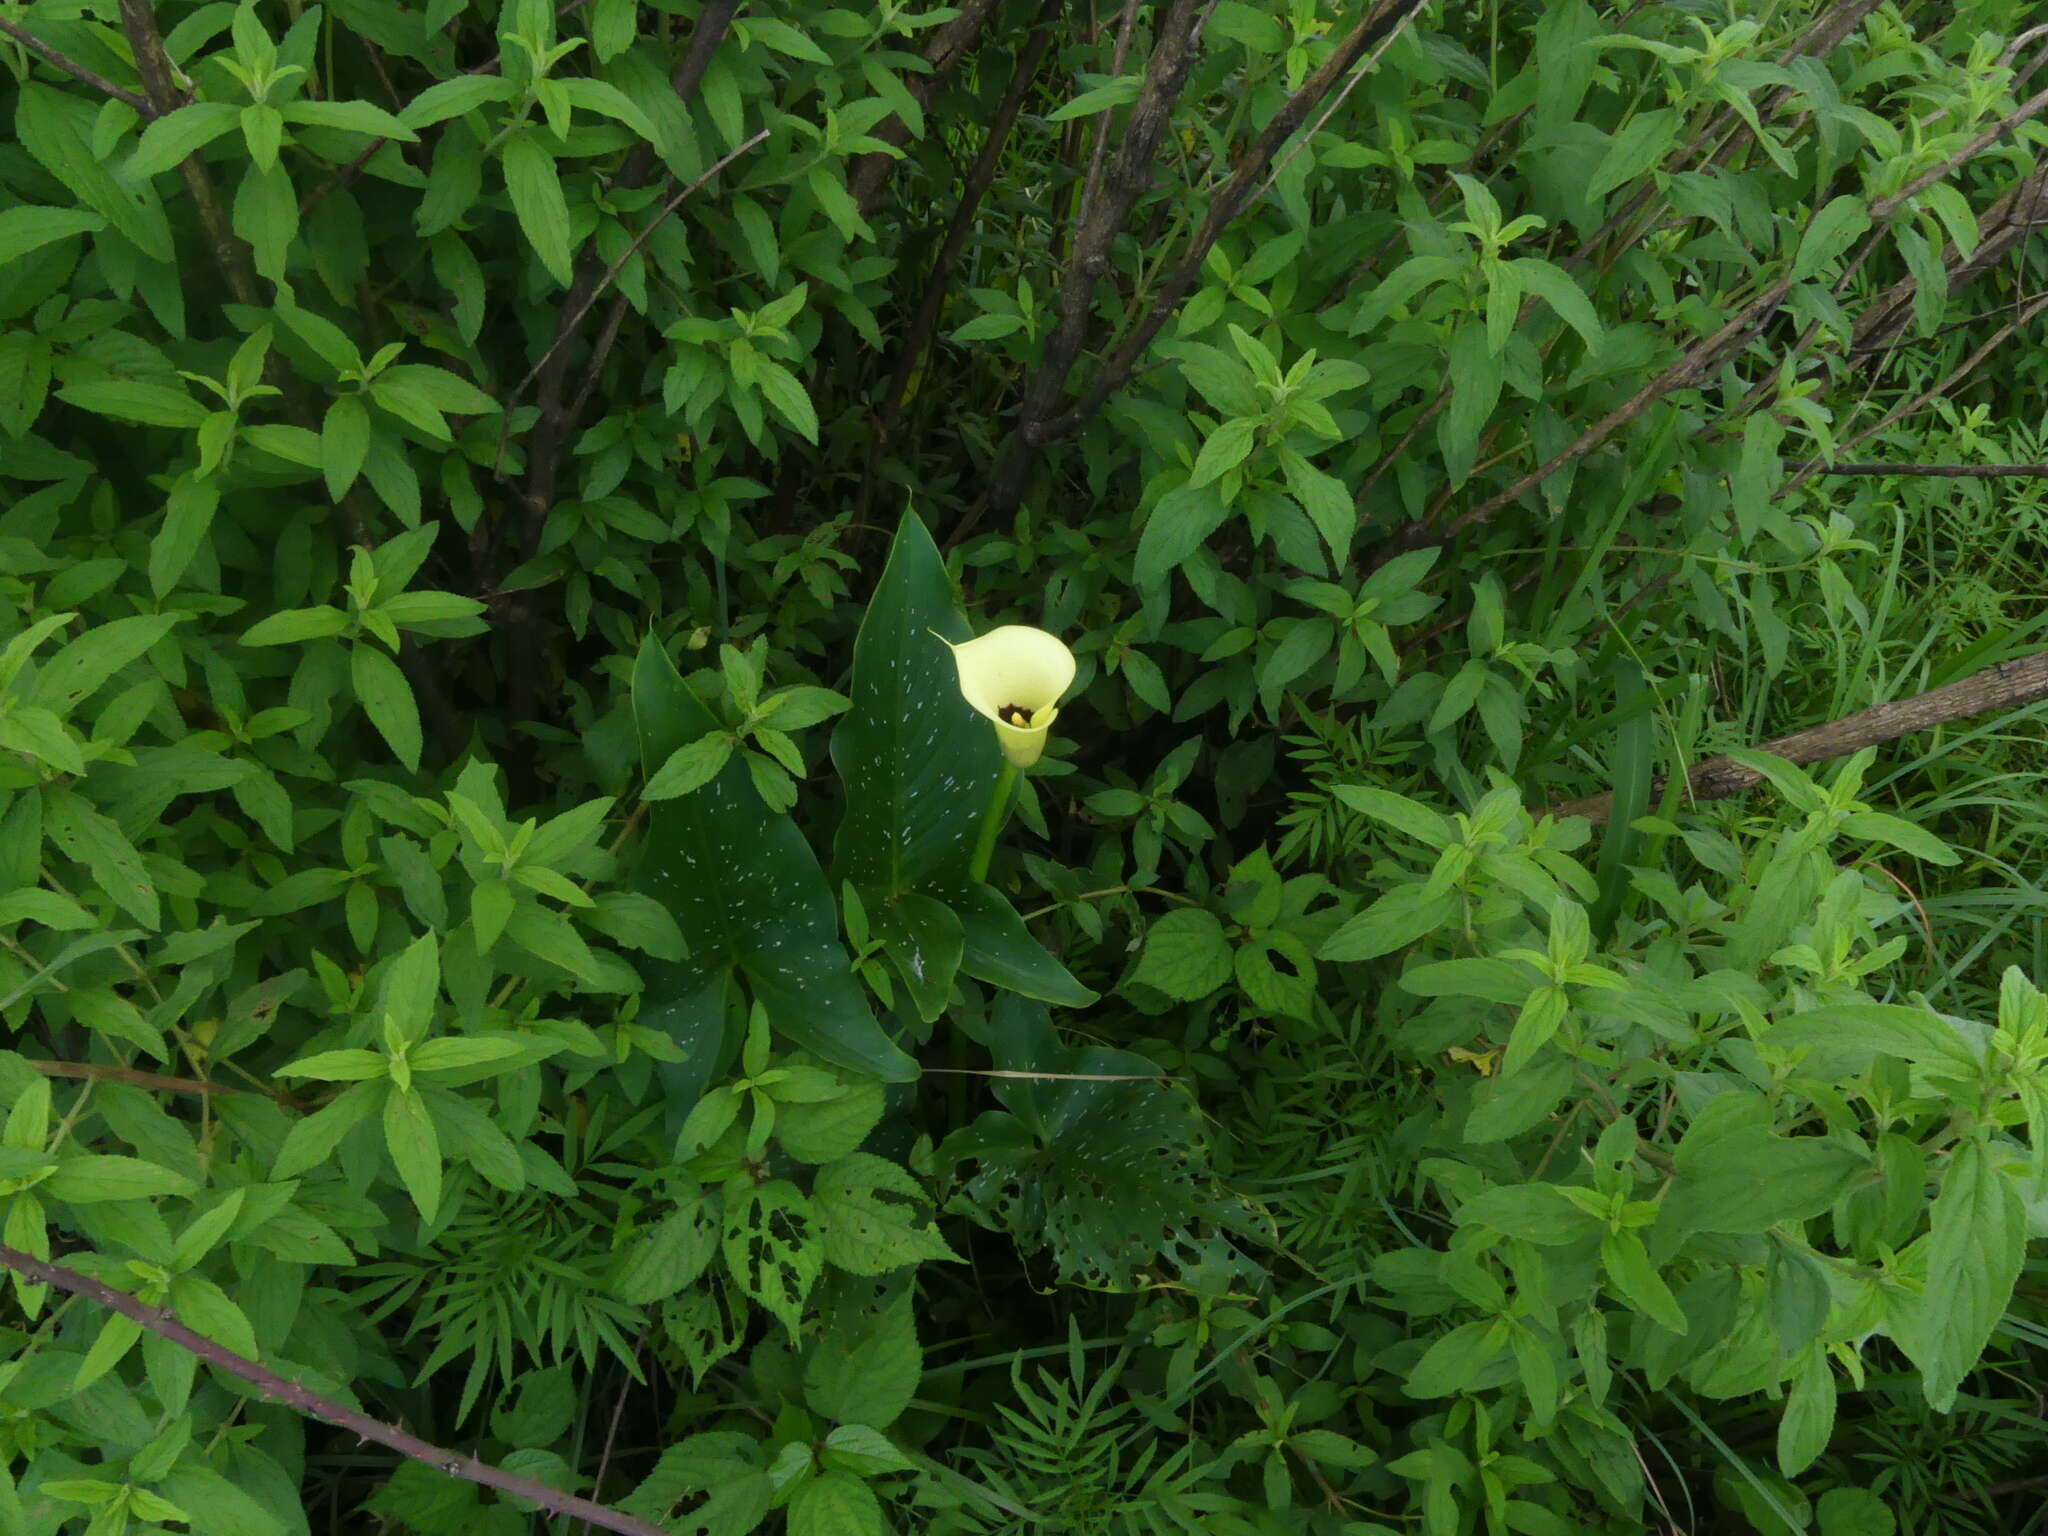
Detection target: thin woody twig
<box><xmin>0</xmin><ymin>1243</ymin><xmax>670</xmax><ymax>1536</ymax></box>
<box><xmin>1075</xmin><ymin>0</ymin><xmax>1146</xmax><ymax>246</ymax></box>
<box><xmin>1369</xmin><ymin>273</ymin><xmax>1797</xmax><ymax>566</ymax></box>
<box><xmin>1846</xmin><ymin>163</ymin><xmax>2048</xmax><ymax>353</ymax></box>
<box><xmin>975</xmin><ymin>0</ymin><xmax>1216</xmax><ymax>530</ymax></box>
<box><xmin>847</xmin><ymin>0</ymin><xmax>1007</xmax><ymax>215</ymax></box>
<box><xmin>1869</xmin><ymin>79</ymin><xmax>2048</xmax><ymax>223</ymax></box>
<box><xmin>876</xmin><ymin>16</ymin><xmax>1060</xmax><ymax>441</ymax></box>
<box><xmin>1357</xmin><ymin>10</ymin><xmax>2038</xmax><ymax>570</ymax></box>
<box><xmin>1551</xmin><ymin>647</ymin><xmax>2048</xmax><ymax>826</ymax></box>
<box><xmin>1802</xmin><ymin>461</ymin><xmax>2048</xmax><ymax>477</ymax></box>
<box><xmin>2001</xmin><ymin>23</ymin><xmax>2048</xmax><ymax>73</ymax></box>
<box><xmin>514</xmin><ymin>0</ymin><xmax>743</xmax><ymax>470</ymax></box>
<box><xmin>497</xmin><ymin>2</ymin><xmax>745</xmax><ymax>742</ymax></box>
<box><xmin>565</xmin><ymin>293</ymin><xmax>632</xmax><ymax>425</ymax></box>
<box><xmin>1252</xmin><ymin>1</ymin><xmax>1421</xmax><ymax>204</ymax></box>
<box><xmin>28</xmin><ymin>1060</ymin><xmax>310</xmax><ymax>1111</ymax></box>
<box><xmin>1044</xmin><ymin>0</ymin><xmax>1431</xmax><ymax>449</ymax></box>
<box><xmin>968</xmin><ymin>0</ymin><xmax>1431</xmax><ymax>540</ymax></box>
<box><xmin>0</xmin><ymin>14</ymin><xmax>154</xmax><ymax>114</ymax></box>
<box><xmin>549</xmin><ymin>0</ymin><xmax>752</xmax><ymax>436</ymax></box>
<box><xmin>577</xmin><ymin>1334</ymin><xmax>647</xmax><ymax>1536</ymax></box>
<box><xmin>61</xmin><ymin>11</ymin><xmax>452</xmax><ymax>759</ymax></box>
<box><xmin>116</xmin><ymin>0</ymin><xmax>260</xmax><ymax>308</ymax></box>
<box><xmin>1785</xmin><ymin>290</ymin><xmax>2048</xmax><ymax>494</ymax></box>
<box><xmin>1348</xmin><ymin>1</ymin><xmax>1883</xmax><ymax>519</ymax></box>
<box><xmin>505</xmin><ymin>127</ymin><xmax>771</xmax><ymax>440</ymax></box>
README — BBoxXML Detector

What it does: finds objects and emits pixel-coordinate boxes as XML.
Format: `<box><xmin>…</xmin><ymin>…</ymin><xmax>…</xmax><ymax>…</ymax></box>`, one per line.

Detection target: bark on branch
<box><xmin>1360</xmin><ymin>26</ymin><xmax>2048</xmax><ymax>571</ymax></box>
<box><xmin>1551</xmin><ymin>648</ymin><xmax>2048</xmax><ymax>826</ymax></box>
<box><xmin>876</xmin><ymin>16</ymin><xmax>1061</xmax><ymax>442</ymax></box>
<box><xmin>976</xmin><ymin>0</ymin><xmax>1216</xmax><ymax>526</ymax></box>
<box><xmin>848</xmin><ymin>0</ymin><xmax>1008</xmax><ymax>215</ymax></box>
<box><xmin>974</xmin><ymin>0</ymin><xmax>1433</xmax><ymax>535</ymax></box>
<box><xmin>1850</xmin><ymin>162</ymin><xmax>2048</xmax><ymax>355</ymax></box>
<box><xmin>0</xmin><ymin>14</ymin><xmax>154</xmax><ymax>114</ymax></box>
<box><xmin>1033</xmin><ymin>0</ymin><xmax>1431</xmax><ymax>451</ymax></box>
<box><xmin>115</xmin><ymin>0</ymin><xmax>260</xmax><ymax>308</ymax></box>
<box><xmin>0</xmin><ymin>1244</ymin><xmax>666</xmax><ymax>1536</ymax></box>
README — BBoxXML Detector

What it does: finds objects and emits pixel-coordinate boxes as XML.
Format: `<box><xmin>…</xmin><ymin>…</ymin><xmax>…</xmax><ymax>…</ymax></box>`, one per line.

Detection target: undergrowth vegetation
<box><xmin>3</xmin><ymin>1</ymin><xmax>2048</xmax><ymax>1533</ymax></box>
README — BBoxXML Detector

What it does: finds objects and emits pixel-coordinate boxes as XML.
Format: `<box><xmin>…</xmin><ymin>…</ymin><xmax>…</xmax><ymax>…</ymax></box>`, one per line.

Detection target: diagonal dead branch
<box><xmin>1349</xmin><ymin>2</ymin><xmax>1887</xmax><ymax>513</ymax></box>
<box><xmin>0</xmin><ymin>1244</ymin><xmax>666</xmax><ymax>1536</ymax></box>
<box><xmin>116</xmin><ymin>0</ymin><xmax>260</xmax><ymax>308</ymax></box>
<box><xmin>28</xmin><ymin>1059</ymin><xmax>310</xmax><ymax>1110</ymax></box>
<box><xmin>1805</xmin><ymin>460</ymin><xmax>2048</xmax><ymax>477</ymax></box>
<box><xmin>1551</xmin><ymin>648</ymin><xmax>2048</xmax><ymax>826</ymax></box>
<box><xmin>499</xmin><ymin>2</ymin><xmax>744</xmax><ymax>735</ymax></box>
<box><xmin>1851</xmin><ymin>163</ymin><xmax>2048</xmax><ymax>354</ymax></box>
<box><xmin>517</xmin><ymin>0</ymin><xmax>745</xmax><ymax>543</ymax></box>
<box><xmin>0</xmin><ymin>14</ymin><xmax>154</xmax><ymax>114</ymax></box>
<box><xmin>1367</xmin><ymin>273</ymin><xmax>1797</xmax><ymax>568</ymax></box>
<box><xmin>1366</xmin><ymin>66</ymin><xmax>2048</xmax><ymax>571</ymax></box>
<box><xmin>1785</xmin><ymin>289</ymin><xmax>2048</xmax><ymax>494</ymax></box>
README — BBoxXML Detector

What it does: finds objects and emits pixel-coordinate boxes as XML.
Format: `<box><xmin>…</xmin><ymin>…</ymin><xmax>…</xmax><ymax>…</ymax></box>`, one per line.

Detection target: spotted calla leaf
<box><xmin>630</xmin><ymin>637</ymin><xmax>917</xmax><ymax>1087</ymax></box>
<box><xmin>830</xmin><ymin>511</ymin><xmax>1093</xmax><ymax>1008</ymax></box>
<box><xmin>829</xmin><ymin>508</ymin><xmax>991</xmax><ymax>895</ymax></box>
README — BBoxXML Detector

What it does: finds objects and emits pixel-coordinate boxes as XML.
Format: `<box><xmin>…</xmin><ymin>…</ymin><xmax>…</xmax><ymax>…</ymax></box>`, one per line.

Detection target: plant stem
<box><xmin>969</xmin><ymin>760</ymin><xmax>1021</xmax><ymax>883</ymax></box>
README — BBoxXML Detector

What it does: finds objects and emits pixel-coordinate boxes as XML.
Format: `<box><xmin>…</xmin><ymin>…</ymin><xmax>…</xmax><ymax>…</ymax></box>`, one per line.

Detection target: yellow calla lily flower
<box><xmin>943</xmin><ymin>625</ymin><xmax>1076</xmax><ymax>768</ymax></box>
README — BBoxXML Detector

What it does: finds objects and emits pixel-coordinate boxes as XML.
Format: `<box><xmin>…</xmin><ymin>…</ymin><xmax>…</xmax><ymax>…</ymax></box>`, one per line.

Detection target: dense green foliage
<box><xmin>4</xmin><ymin>1</ymin><xmax>2048</xmax><ymax>1533</ymax></box>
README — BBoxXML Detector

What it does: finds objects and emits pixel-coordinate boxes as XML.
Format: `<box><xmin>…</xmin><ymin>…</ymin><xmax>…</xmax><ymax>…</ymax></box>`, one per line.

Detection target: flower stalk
<box><xmin>969</xmin><ymin>760</ymin><xmax>1021</xmax><ymax>884</ymax></box>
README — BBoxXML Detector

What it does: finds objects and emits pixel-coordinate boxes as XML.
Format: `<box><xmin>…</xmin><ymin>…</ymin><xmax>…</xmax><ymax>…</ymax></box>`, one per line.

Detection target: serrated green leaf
<box><xmin>44</xmin><ymin>1155</ymin><xmax>196</xmax><ymax>1204</ymax></box>
<box><xmin>1130</xmin><ymin>909</ymin><xmax>1231</xmax><ymax>1000</ymax></box>
<box><xmin>813</xmin><ymin>1152</ymin><xmax>958</xmax><ymax>1274</ymax></box>
<box><xmin>721</xmin><ymin>1179</ymin><xmax>820</xmax><ymax>1334</ymax></box>
<box><xmin>1910</xmin><ymin>1139</ymin><xmax>2025</xmax><ymax>1411</ymax></box>
<box><xmin>148</xmin><ymin>477</ymin><xmax>219</xmax><ymax>598</ymax></box>
<box><xmin>0</xmin><ymin>205</ymin><xmax>105</xmax><ymax>266</ymax></box>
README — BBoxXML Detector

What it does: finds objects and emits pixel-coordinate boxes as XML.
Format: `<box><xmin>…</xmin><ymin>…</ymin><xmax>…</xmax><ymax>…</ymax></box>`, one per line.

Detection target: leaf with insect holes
<box><xmin>721</xmin><ymin>1179</ymin><xmax>820</xmax><ymax>1334</ymax></box>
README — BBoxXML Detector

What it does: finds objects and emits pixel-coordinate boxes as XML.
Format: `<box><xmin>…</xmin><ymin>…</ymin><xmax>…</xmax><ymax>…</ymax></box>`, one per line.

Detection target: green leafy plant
<box><xmin>4</xmin><ymin>2</ymin><xmax>2048</xmax><ymax>1533</ymax></box>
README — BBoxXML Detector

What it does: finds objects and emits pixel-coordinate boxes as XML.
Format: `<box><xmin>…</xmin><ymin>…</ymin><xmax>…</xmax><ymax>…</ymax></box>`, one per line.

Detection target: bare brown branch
<box><xmin>1786</xmin><ymin>289</ymin><xmax>2048</xmax><ymax>494</ymax></box>
<box><xmin>519</xmin><ymin>2</ymin><xmax>745</xmax><ymax>536</ymax></box>
<box><xmin>116</xmin><ymin>0</ymin><xmax>260</xmax><ymax>308</ymax></box>
<box><xmin>499</xmin><ymin>2</ymin><xmax>745</xmax><ymax>732</ymax></box>
<box><xmin>1851</xmin><ymin>163</ymin><xmax>2048</xmax><ymax>354</ymax></box>
<box><xmin>1552</xmin><ymin>648</ymin><xmax>2048</xmax><ymax>826</ymax></box>
<box><xmin>1366</xmin><ymin>274</ymin><xmax>1797</xmax><ymax>568</ymax></box>
<box><xmin>1045</xmin><ymin>0</ymin><xmax>1432</xmax><ymax>440</ymax></box>
<box><xmin>848</xmin><ymin>0</ymin><xmax>1007</xmax><ymax>216</ymax></box>
<box><xmin>877</xmin><ymin>16</ymin><xmax>1061</xmax><ymax>441</ymax></box>
<box><xmin>28</xmin><ymin>1059</ymin><xmax>311</xmax><ymax>1110</ymax></box>
<box><xmin>0</xmin><ymin>14</ymin><xmax>154</xmax><ymax>114</ymax></box>
<box><xmin>1806</xmin><ymin>461</ymin><xmax>2048</xmax><ymax>477</ymax></box>
<box><xmin>0</xmin><ymin>1243</ymin><xmax>667</xmax><ymax>1536</ymax></box>
<box><xmin>973</xmin><ymin>0</ymin><xmax>1218</xmax><ymax>527</ymax></box>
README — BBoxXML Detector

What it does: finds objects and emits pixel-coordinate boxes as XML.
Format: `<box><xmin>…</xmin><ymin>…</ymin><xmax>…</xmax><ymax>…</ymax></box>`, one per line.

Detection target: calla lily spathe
<box><xmin>943</xmin><ymin>624</ymin><xmax>1076</xmax><ymax>767</ymax></box>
